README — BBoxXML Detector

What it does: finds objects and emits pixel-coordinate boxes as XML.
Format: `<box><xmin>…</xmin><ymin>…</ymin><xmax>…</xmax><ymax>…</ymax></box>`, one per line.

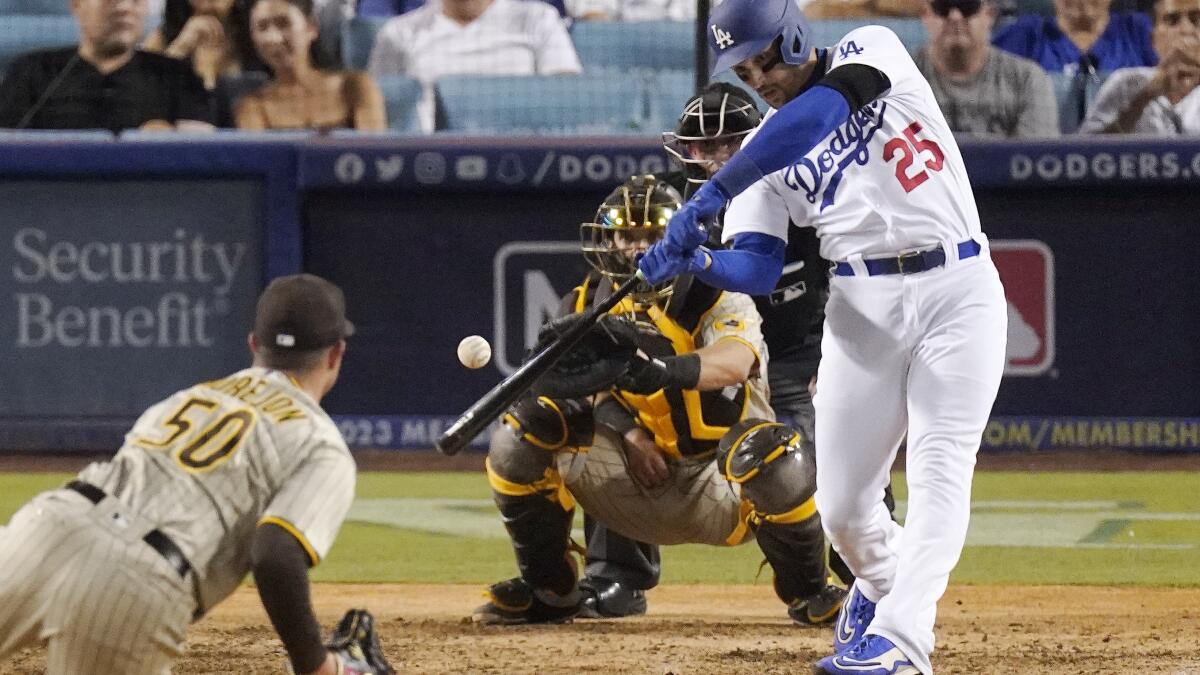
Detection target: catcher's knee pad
<box><xmin>488</xmin><ymin>425</ymin><xmax>557</xmax><ymax>487</ymax></box>
<box><xmin>503</xmin><ymin>395</ymin><xmax>595</xmax><ymax>452</ymax></box>
<box><xmin>717</xmin><ymin>418</ymin><xmax>816</xmax><ymax>519</ymax></box>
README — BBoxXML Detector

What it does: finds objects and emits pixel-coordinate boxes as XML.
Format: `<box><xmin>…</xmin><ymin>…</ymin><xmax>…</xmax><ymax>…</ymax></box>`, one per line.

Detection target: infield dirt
<box><xmin>3</xmin><ymin>583</ymin><xmax>1198</xmax><ymax>674</ymax></box>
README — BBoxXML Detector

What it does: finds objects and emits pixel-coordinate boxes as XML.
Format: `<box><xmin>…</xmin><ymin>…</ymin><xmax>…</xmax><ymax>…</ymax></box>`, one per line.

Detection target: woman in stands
<box><xmin>235</xmin><ymin>0</ymin><xmax>386</xmax><ymax>130</ymax></box>
<box><xmin>144</xmin><ymin>0</ymin><xmax>257</xmax><ymax>89</ymax></box>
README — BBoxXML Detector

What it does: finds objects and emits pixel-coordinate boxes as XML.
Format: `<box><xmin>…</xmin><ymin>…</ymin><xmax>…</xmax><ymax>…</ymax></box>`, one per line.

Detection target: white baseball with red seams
<box><xmin>457</xmin><ymin>335</ymin><xmax>492</xmax><ymax>369</ymax></box>
<box><xmin>721</xmin><ymin>26</ymin><xmax>1008</xmax><ymax>675</ymax></box>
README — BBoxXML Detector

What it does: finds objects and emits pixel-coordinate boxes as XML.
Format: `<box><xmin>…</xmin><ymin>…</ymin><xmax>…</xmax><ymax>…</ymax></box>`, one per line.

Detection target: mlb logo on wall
<box><xmin>990</xmin><ymin>240</ymin><xmax>1054</xmax><ymax>376</ymax></box>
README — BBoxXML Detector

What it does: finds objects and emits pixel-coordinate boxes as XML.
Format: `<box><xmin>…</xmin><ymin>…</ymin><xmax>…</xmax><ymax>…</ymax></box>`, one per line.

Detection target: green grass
<box><xmin>4</xmin><ymin>470</ymin><xmax>1197</xmax><ymax>586</ymax></box>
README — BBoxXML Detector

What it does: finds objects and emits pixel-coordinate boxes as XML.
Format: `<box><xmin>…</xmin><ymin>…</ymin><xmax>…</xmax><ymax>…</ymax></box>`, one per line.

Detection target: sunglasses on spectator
<box><xmin>1160</xmin><ymin>9</ymin><xmax>1200</xmax><ymax>27</ymax></box>
<box><xmin>930</xmin><ymin>0</ymin><xmax>983</xmax><ymax>17</ymax></box>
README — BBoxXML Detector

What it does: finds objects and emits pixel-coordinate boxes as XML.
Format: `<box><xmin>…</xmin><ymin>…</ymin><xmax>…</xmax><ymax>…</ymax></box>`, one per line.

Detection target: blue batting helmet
<box><xmin>707</xmin><ymin>0</ymin><xmax>815</xmax><ymax>77</ymax></box>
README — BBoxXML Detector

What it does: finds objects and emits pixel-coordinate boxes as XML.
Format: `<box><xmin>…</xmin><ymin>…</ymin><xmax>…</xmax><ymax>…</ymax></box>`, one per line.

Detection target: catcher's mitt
<box><xmin>529</xmin><ymin>314</ymin><xmax>639</xmax><ymax>399</ymax></box>
<box><xmin>327</xmin><ymin>609</ymin><xmax>395</xmax><ymax>675</ymax></box>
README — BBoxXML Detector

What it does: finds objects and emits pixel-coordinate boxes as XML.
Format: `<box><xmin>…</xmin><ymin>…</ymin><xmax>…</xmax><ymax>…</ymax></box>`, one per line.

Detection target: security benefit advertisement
<box><xmin>0</xmin><ymin>180</ymin><xmax>263</xmax><ymax>444</ymax></box>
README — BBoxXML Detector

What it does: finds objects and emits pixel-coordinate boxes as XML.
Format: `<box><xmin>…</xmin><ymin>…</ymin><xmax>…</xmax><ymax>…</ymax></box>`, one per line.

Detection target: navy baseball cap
<box><xmin>253</xmin><ymin>274</ymin><xmax>355</xmax><ymax>351</ymax></box>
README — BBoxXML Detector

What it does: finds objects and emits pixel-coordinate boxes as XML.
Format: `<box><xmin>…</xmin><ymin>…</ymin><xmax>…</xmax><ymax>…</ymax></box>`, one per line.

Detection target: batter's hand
<box><xmin>637</xmin><ymin>244</ymin><xmax>710</xmax><ymax>285</ymax></box>
<box><xmin>622</xmin><ymin>427</ymin><xmax>669</xmax><ymax>489</ymax></box>
<box><xmin>664</xmin><ymin>182</ymin><xmax>725</xmax><ymax>255</ymax></box>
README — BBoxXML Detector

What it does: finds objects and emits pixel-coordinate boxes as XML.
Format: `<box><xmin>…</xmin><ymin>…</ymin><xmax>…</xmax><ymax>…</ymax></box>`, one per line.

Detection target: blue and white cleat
<box><xmin>832</xmin><ymin>582</ymin><xmax>877</xmax><ymax>655</ymax></box>
<box><xmin>814</xmin><ymin>635</ymin><xmax>921</xmax><ymax>675</ymax></box>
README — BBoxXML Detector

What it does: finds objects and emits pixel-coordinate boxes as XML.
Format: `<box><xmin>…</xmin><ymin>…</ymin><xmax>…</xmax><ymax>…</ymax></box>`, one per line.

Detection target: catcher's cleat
<box><xmin>832</xmin><ymin>583</ymin><xmax>877</xmax><ymax>655</ymax></box>
<box><xmin>813</xmin><ymin>635</ymin><xmax>921</xmax><ymax>675</ymax></box>
<box><xmin>577</xmin><ymin>577</ymin><xmax>648</xmax><ymax>619</ymax></box>
<box><xmin>788</xmin><ymin>584</ymin><xmax>847</xmax><ymax>626</ymax></box>
<box><xmin>472</xmin><ymin>578</ymin><xmax>582</xmax><ymax>625</ymax></box>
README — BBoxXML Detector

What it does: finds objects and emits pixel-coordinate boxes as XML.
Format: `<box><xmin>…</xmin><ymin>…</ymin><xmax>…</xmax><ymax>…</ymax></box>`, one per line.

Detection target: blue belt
<box><xmin>833</xmin><ymin>239</ymin><xmax>981</xmax><ymax>277</ymax></box>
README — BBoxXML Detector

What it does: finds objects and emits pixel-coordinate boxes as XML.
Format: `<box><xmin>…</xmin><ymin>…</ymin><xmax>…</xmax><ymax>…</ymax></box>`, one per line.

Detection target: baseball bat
<box><xmin>436</xmin><ymin>273</ymin><xmax>644</xmax><ymax>456</ymax></box>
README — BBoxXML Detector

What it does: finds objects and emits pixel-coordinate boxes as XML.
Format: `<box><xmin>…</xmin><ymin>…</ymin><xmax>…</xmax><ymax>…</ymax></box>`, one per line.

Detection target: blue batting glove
<box><xmin>638</xmin><ymin>245</ymin><xmax>711</xmax><ymax>286</ymax></box>
<box><xmin>664</xmin><ymin>182</ymin><xmax>727</xmax><ymax>255</ymax></box>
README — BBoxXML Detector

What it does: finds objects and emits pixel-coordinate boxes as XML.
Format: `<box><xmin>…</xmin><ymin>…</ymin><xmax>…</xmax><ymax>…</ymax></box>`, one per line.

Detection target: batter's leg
<box><xmin>865</xmin><ymin>260</ymin><xmax>1007</xmax><ymax>674</ymax></box>
<box><xmin>812</xmin><ymin>278</ymin><xmax>910</xmax><ymax>602</ymax></box>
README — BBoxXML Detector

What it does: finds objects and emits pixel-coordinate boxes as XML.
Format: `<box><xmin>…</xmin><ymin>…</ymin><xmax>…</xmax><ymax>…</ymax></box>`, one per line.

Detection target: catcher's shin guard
<box><xmin>486</xmin><ymin>435</ymin><xmax>577</xmax><ymax>595</ymax></box>
<box><xmin>718</xmin><ymin>419</ymin><xmax>828</xmax><ymax>604</ymax></box>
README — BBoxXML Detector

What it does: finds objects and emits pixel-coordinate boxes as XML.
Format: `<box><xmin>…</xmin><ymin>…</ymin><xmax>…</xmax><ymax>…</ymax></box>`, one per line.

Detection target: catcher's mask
<box><xmin>663</xmin><ymin>82</ymin><xmax>762</xmax><ymax>194</ymax></box>
<box><xmin>581</xmin><ymin>174</ymin><xmax>682</xmax><ymax>304</ymax></box>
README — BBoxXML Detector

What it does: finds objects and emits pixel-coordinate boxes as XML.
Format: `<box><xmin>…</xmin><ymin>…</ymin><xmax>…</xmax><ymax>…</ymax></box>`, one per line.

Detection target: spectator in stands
<box><xmin>368</xmin><ymin>0</ymin><xmax>581</xmax><ymax>131</ymax></box>
<box><xmin>235</xmin><ymin>0</ymin><xmax>386</xmax><ymax>129</ymax></box>
<box><xmin>566</xmin><ymin>0</ymin><xmax>693</xmax><ymax>21</ymax></box>
<box><xmin>1081</xmin><ymin>0</ymin><xmax>1199</xmax><ymax>131</ymax></box>
<box><xmin>992</xmin><ymin>0</ymin><xmax>1158</xmax><ymax>74</ymax></box>
<box><xmin>803</xmin><ymin>0</ymin><xmax>925</xmax><ymax>19</ymax></box>
<box><xmin>0</xmin><ymin>0</ymin><xmax>213</xmax><ymax>131</ymax></box>
<box><xmin>144</xmin><ymin>0</ymin><xmax>258</xmax><ymax>88</ymax></box>
<box><xmin>359</xmin><ymin>0</ymin><xmax>568</xmax><ymax>19</ymax></box>
<box><xmin>915</xmin><ymin>0</ymin><xmax>1060</xmax><ymax>136</ymax></box>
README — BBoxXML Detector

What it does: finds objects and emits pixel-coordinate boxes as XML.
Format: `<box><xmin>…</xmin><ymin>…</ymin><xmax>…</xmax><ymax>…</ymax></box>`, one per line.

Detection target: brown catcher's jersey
<box><xmin>75</xmin><ymin>366</ymin><xmax>356</xmax><ymax>616</ymax></box>
<box><xmin>569</xmin><ymin>273</ymin><xmax>774</xmax><ymax>458</ymax></box>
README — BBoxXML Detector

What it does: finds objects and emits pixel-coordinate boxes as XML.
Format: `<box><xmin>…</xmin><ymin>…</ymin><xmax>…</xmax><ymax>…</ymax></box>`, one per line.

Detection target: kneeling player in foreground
<box><xmin>473</xmin><ymin>175</ymin><xmax>843</xmax><ymax>628</ymax></box>
<box><xmin>0</xmin><ymin>274</ymin><xmax>393</xmax><ymax>675</ymax></box>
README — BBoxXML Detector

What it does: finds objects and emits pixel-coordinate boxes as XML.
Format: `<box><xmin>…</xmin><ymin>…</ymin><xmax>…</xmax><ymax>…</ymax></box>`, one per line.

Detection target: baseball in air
<box><xmin>457</xmin><ymin>335</ymin><xmax>492</xmax><ymax>369</ymax></box>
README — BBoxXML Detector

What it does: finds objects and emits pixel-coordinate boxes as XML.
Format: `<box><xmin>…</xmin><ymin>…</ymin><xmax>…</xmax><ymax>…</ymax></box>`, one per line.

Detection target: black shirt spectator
<box><xmin>0</xmin><ymin>48</ymin><xmax>212</xmax><ymax>131</ymax></box>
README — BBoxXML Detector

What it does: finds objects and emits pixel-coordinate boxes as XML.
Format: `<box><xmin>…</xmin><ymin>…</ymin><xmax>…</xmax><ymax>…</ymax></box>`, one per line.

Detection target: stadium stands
<box><xmin>377</xmin><ymin>75</ymin><xmax>423</xmax><ymax>132</ymax></box>
<box><xmin>571</xmin><ymin>20</ymin><xmax>695</xmax><ymax>73</ymax></box>
<box><xmin>0</xmin><ymin>15</ymin><xmax>79</xmax><ymax>75</ymax></box>
<box><xmin>341</xmin><ymin>15</ymin><xmax>389</xmax><ymax>71</ymax></box>
<box><xmin>436</xmin><ymin>73</ymin><xmax>641</xmax><ymax>134</ymax></box>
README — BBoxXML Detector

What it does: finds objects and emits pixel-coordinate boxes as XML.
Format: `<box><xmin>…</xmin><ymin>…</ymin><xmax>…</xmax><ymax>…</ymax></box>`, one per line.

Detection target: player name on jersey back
<box><xmin>201</xmin><ymin>372</ymin><xmax>309</xmax><ymax>424</ymax></box>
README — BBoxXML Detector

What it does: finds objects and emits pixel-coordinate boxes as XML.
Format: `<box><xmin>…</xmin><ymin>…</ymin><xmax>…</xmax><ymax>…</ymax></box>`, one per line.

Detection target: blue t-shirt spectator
<box><xmin>992</xmin><ymin>13</ymin><xmax>1157</xmax><ymax>74</ymax></box>
<box><xmin>357</xmin><ymin>0</ymin><xmax>567</xmax><ymax>16</ymax></box>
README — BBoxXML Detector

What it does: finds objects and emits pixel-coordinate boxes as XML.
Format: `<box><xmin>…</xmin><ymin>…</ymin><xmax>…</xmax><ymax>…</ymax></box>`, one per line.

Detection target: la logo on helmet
<box><xmin>711</xmin><ymin>24</ymin><xmax>735</xmax><ymax>49</ymax></box>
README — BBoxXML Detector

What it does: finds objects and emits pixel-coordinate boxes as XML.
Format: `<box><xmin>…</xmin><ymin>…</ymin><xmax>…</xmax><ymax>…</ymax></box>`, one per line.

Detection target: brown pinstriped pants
<box><xmin>557</xmin><ymin>427</ymin><xmax>750</xmax><ymax>547</ymax></box>
<box><xmin>0</xmin><ymin>489</ymin><xmax>193</xmax><ymax>674</ymax></box>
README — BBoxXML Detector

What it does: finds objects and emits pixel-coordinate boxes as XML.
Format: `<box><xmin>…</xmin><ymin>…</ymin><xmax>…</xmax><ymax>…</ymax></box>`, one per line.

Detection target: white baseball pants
<box><xmin>813</xmin><ymin>252</ymin><xmax>1007</xmax><ymax>675</ymax></box>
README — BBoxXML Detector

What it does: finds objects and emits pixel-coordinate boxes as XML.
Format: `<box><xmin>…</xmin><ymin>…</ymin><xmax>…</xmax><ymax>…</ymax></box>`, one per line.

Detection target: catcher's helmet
<box><xmin>663</xmin><ymin>82</ymin><xmax>762</xmax><ymax>191</ymax></box>
<box><xmin>707</xmin><ymin>0</ymin><xmax>815</xmax><ymax>77</ymax></box>
<box><xmin>581</xmin><ymin>175</ymin><xmax>682</xmax><ymax>301</ymax></box>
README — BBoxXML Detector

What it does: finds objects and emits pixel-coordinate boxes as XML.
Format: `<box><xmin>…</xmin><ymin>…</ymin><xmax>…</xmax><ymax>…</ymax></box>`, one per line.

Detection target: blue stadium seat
<box><xmin>643</xmin><ymin>70</ymin><xmax>695</xmax><ymax>134</ymax></box>
<box><xmin>571</xmin><ymin>21</ymin><xmax>695</xmax><ymax>73</ymax></box>
<box><xmin>0</xmin><ymin>0</ymin><xmax>73</xmax><ymax>13</ymax></box>
<box><xmin>809</xmin><ymin>18</ymin><xmax>927</xmax><ymax>53</ymax></box>
<box><xmin>0</xmin><ymin>16</ymin><xmax>79</xmax><ymax>77</ymax></box>
<box><xmin>1013</xmin><ymin>0</ymin><xmax>1056</xmax><ymax>16</ymax></box>
<box><xmin>340</xmin><ymin>15</ymin><xmax>389</xmax><ymax>71</ymax></box>
<box><xmin>376</xmin><ymin>75</ymin><xmax>421</xmax><ymax>133</ymax></box>
<box><xmin>436</xmin><ymin>74</ymin><xmax>642</xmax><ymax>134</ymax></box>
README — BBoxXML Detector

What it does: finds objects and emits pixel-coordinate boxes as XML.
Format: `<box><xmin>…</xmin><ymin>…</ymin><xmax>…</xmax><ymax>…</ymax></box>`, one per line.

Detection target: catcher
<box><xmin>473</xmin><ymin>175</ymin><xmax>843</xmax><ymax>626</ymax></box>
<box><xmin>0</xmin><ymin>274</ymin><xmax>393</xmax><ymax>675</ymax></box>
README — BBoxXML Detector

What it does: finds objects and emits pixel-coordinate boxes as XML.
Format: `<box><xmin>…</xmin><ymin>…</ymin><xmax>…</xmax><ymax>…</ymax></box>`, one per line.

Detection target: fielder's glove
<box><xmin>326</xmin><ymin>609</ymin><xmax>395</xmax><ymax>675</ymax></box>
<box><xmin>529</xmin><ymin>314</ymin><xmax>639</xmax><ymax>399</ymax></box>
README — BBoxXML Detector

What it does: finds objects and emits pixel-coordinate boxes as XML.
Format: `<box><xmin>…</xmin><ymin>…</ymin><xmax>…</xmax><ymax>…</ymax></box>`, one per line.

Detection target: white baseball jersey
<box><xmin>722</xmin><ymin>26</ymin><xmax>984</xmax><ymax>262</ymax></box>
<box><xmin>76</xmin><ymin>366</ymin><xmax>357</xmax><ymax>616</ymax></box>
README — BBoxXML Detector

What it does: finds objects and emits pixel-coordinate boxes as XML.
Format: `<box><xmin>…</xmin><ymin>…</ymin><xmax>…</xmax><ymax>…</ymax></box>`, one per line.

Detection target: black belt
<box><xmin>66</xmin><ymin>480</ymin><xmax>192</xmax><ymax>579</ymax></box>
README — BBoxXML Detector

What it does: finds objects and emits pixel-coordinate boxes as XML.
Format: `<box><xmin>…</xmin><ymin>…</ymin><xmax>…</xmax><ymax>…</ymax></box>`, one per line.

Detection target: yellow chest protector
<box><xmin>572</xmin><ymin>274</ymin><xmax>751</xmax><ymax>459</ymax></box>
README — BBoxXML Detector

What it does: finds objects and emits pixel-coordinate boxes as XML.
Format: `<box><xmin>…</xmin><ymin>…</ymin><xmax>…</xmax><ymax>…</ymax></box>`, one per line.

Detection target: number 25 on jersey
<box><xmin>883</xmin><ymin>121</ymin><xmax>945</xmax><ymax>193</ymax></box>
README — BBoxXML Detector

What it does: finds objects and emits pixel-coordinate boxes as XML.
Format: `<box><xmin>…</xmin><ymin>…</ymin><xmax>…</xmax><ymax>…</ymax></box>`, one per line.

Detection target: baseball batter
<box><xmin>473</xmin><ymin>175</ymin><xmax>837</xmax><ymax>627</ymax></box>
<box><xmin>0</xmin><ymin>275</ymin><xmax>382</xmax><ymax>675</ymax></box>
<box><xmin>638</xmin><ymin>1</ymin><xmax>1009</xmax><ymax>673</ymax></box>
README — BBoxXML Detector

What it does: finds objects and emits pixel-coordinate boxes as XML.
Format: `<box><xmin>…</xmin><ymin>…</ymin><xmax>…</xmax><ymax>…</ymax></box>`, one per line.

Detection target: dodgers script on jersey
<box><xmin>722</xmin><ymin>26</ymin><xmax>984</xmax><ymax>263</ymax></box>
<box><xmin>76</xmin><ymin>366</ymin><xmax>357</xmax><ymax>615</ymax></box>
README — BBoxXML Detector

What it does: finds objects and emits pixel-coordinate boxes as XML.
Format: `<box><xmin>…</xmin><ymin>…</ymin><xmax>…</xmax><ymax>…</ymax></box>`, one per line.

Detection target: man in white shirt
<box><xmin>368</xmin><ymin>0</ymin><xmax>582</xmax><ymax>131</ymax></box>
<box><xmin>1080</xmin><ymin>0</ymin><xmax>1200</xmax><ymax>134</ymax></box>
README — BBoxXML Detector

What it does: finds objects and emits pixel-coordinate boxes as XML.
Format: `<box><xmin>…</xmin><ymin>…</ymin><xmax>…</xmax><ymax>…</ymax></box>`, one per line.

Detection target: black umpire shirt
<box><xmin>0</xmin><ymin>48</ymin><xmax>212</xmax><ymax>132</ymax></box>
